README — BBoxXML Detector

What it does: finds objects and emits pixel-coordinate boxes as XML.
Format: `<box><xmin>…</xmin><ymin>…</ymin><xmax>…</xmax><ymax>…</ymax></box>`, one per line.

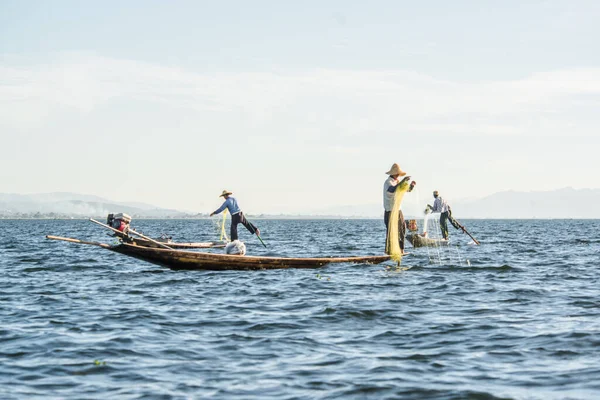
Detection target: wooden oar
<box><xmin>46</xmin><ymin>235</ymin><xmax>110</xmax><ymax>248</ymax></box>
<box><xmin>256</xmin><ymin>233</ymin><xmax>267</xmax><ymax>248</ymax></box>
<box><xmin>245</xmin><ymin>216</ymin><xmax>267</xmax><ymax>248</ymax></box>
<box><xmin>455</xmin><ymin>221</ymin><xmax>480</xmax><ymax>245</ymax></box>
<box><xmin>89</xmin><ymin>218</ymin><xmax>173</xmax><ymax>250</ymax></box>
<box><xmin>462</xmin><ymin>227</ymin><xmax>480</xmax><ymax>245</ymax></box>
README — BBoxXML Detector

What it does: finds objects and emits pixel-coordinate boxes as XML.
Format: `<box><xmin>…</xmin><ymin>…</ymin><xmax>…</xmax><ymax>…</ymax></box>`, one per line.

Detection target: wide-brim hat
<box><xmin>219</xmin><ymin>190</ymin><xmax>233</xmax><ymax>197</ymax></box>
<box><xmin>385</xmin><ymin>163</ymin><xmax>406</xmax><ymax>176</ymax></box>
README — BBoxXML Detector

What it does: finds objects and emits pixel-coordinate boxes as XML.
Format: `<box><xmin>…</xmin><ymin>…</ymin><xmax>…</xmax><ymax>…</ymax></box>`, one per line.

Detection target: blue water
<box><xmin>1</xmin><ymin>219</ymin><xmax>599</xmax><ymax>399</ymax></box>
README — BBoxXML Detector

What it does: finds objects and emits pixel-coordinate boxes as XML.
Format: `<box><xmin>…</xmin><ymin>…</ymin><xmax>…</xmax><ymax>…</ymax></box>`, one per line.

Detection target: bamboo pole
<box><xmin>89</xmin><ymin>218</ymin><xmax>173</xmax><ymax>250</ymax></box>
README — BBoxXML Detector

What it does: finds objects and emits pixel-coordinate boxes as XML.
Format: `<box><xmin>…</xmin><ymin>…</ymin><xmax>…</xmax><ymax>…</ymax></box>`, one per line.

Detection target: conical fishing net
<box><xmin>386</xmin><ymin>180</ymin><xmax>409</xmax><ymax>262</ymax></box>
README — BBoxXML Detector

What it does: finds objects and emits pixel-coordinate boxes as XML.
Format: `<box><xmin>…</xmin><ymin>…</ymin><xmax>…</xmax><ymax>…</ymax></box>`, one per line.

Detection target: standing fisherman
<box><xmin>383</xmin><ymin>163</ymin><xmax>415</xmax><ymax>255</ymax></box>
<box><xmin>427</xmin><ymin>190</ymin><xmax>461</xmax><ymax>240</ymax></box>
<box><xmin>210</xmin><ymin>190</ymin><xmax>260</xmax><ymax>241</ymax></box>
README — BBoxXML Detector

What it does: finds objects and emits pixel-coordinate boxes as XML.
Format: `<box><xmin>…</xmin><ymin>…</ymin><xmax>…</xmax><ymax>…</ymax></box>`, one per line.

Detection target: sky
<box><xmin>1</xmin><ymin>0</ymin><xmax>599</xmax><ymax>214</ymax></box>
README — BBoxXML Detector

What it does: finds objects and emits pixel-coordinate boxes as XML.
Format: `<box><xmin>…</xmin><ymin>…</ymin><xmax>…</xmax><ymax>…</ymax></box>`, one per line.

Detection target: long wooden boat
<box><xmin>46</xmin><ymin>235</ymin><xmax>391</xmax><ymax>270</ymax></box>
<box><xmin>406</xmin><ymin>233</ymin><xmax>449</xmax><ymax>248</ymax></box>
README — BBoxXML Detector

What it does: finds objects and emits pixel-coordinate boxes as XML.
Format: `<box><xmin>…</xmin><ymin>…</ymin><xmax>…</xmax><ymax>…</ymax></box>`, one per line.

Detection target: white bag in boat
<box><xmin>225</xmin><ymin>240</ymin><xmax>246</xmax><ymax>255</ymax></box>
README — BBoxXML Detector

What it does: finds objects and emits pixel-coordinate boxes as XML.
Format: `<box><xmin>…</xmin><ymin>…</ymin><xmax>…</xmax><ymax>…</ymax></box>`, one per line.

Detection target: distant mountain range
<box><xmin>0</xmin><ymin>188</ymin><xmax>598</xmax><ymax>219</ymax></box>
<box><xmin>0</xmin><ymin>192</ymin><xmax>188</xmax><ymax>218</ymax></box>
<box><xmin>307</xmin><ymin>187</ymin><xmax>600</xmax><ymax>219</ymax></box>
<box><xmin>454</xmin><ymin>187</ymin><xmax>599</xmax><ymax>219</ymax></box>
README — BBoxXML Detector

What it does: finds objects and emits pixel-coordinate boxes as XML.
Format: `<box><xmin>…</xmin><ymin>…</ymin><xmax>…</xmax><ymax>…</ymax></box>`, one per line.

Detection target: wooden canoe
<box><xmin>406</xmin><ymin>233</ymin><xmax>449</xmax><ymax>248</ymax></box>
<box><xmin>46</xmin><ymin>235</ymin><xmax>391</xmax><ymax>270</ymax></box>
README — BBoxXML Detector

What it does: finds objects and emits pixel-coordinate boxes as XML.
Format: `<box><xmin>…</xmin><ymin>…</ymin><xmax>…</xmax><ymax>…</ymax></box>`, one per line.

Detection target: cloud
<box><xmin>1</xmin><ymin>52</ymin><xmax>599</xmax><ymax>140</ymax></box>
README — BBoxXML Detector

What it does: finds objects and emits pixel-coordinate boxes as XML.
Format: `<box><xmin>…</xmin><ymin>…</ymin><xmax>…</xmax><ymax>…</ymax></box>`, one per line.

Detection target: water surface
<box><xmin>1</xmin><ymin>219</ymin><xmax>599</xmax><ymax>399</ymax></box>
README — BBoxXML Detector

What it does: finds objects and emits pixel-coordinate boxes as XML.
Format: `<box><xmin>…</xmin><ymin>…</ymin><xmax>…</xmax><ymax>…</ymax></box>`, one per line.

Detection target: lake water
<box><xmin>1</xmin><ymin>219</ymin><xmax>599</xmax><ymax>399</ymax></box>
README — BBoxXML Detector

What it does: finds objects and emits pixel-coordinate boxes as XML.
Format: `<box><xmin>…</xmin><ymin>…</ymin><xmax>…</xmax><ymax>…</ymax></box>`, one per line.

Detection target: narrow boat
<box><xmin>46</xmin><ymin>235</ymin><xmax>391</xmax><ymax>270</ymax></box>
<box><xmin>406</xmin><ymin>233</ymin><xmax>449</xmax><ymax>248</ymax></box>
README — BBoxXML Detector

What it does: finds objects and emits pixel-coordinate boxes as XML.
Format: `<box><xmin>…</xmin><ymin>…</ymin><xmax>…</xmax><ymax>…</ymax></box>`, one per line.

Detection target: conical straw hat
<box><xmin>385</xmin><ymin>163</ymin><xmax>406</xmax><ymax>176</ymax></box>
<box><xmin>219</xmin><ymin>190</ymin><xmax>233</xmax><ymax>197</ymax></box>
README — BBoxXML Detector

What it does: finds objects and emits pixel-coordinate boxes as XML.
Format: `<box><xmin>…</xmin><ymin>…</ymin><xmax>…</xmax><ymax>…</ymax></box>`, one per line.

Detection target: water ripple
<box><xmin>0</xmin><ymin>219</ymin><xmax>599</xmax><ymax>399</ymax></box>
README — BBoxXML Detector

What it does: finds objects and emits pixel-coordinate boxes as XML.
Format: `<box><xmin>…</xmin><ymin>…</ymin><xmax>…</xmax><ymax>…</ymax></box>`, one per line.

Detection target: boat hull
<box><xmin>111</xmin><ymin>243</ymin><xmax>391</xmax><ymax>270</ymax></box>
<box><xmin>406</xmin><ymin>233</ymin><xmax>449</xmax><ymax>248</ymax></box>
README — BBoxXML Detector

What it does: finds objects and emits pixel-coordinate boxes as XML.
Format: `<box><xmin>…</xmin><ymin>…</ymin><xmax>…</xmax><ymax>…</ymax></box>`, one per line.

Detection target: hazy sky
<box><xmin>1</xmin><ymin>0</ymin><xmax>599</xmax><ymax>214</ymax></box>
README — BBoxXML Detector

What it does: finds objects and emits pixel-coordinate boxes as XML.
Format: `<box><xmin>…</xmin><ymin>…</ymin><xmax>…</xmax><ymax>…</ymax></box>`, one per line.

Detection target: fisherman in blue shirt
<box><xmin>210</xmin><ymin>190</ymin><xmax>260</xmax><ymax>241</ymax></box>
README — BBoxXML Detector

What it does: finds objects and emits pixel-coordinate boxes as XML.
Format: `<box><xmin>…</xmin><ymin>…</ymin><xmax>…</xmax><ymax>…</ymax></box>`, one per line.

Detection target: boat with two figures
<box><xmin>404</xmin><ymin>216</ymin><xmax>479</xmax><ymax>248</ymax></box>
<box><xmin>45</xmin><ymin>214</ymin><xmax>391</xmax><ymax>270</ymax></box>
<box><xmin>46</xmin><ymin>235</ymin><xmax>391</xmax><ymax>270</ymax></box>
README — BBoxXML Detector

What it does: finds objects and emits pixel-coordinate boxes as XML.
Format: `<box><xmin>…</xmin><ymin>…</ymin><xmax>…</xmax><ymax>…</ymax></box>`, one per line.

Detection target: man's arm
<box><xmin>387</xmin><ymin>176</ymin><xmax>411</xmax><ymax>193</ymax></box>
<box><xmin>210</xmin><ymin>200</ymin><xmax>228</xmax><ymax>216</ymax></box>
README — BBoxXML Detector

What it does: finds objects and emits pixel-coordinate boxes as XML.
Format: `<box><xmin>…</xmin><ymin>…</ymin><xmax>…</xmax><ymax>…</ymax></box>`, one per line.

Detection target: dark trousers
<box><xmin>440</xmin><ymin>212</ymin><xmax>450</xmax><ymax>240</ymax></box>
<box><xmin>440</xmin><ymin>208</ymin><xmax>461</xmax><ymax>239</ymax></box>
<box><xmin>384</xmin><ymin>210</ymin><xmax>405</xmax><ymax>252</ymax></box>
<box><xmin>231</xmin><ymin>212</ymin><xmax>258</xmax><ymax>241</ymax></box>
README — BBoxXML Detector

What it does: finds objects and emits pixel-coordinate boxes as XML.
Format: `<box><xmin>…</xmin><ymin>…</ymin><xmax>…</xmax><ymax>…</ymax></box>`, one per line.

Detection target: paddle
<box><xmin>247</xmin><ymin>217</ymin><xmax>267</xmax><ymax>248</ymax></box>
<box><xmin>454</xmin><ymin>220</ymin><xmax>480</xmax><ymax>245</ymax></box>
<box><xmin>255</xmin><ymin>232</ymin><xmax>267</xmax><ymax>248</ymax></box>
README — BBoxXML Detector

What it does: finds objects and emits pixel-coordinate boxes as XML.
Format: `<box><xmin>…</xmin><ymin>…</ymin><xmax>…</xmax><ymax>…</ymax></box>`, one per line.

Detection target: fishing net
<box><xmin>225</xmin><ymin>240</ymin><xmax>246</xmax><ymax>255</ymax></box>
<box><xmin>386</xmin><ymin>180</ymin><xmax>410</xmax><ymax>262</ymax></box>
<box><xmin>210</xmin><ymin>210</ymin><xmax>229</xmax><ymax>242</ymax></box>
<box><xmin>422</xmin><ymin>209</ymin><xmax>470</xmax><ymax>266</ymax></box>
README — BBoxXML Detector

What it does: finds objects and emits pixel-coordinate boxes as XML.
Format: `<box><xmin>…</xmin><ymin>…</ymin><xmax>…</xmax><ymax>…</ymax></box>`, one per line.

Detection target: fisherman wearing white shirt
<box><xmin>428</xmin><ymin>190</ymin><xmax>461</xmax><ymax>240</ymax></box>
<box><xmin>432</xmin><ymin>192</ymin><xmax>449</xmax><ymax>213</ymax></box>
<box><xmin>383</xmin><ymin>163</ymin><xmax>414</xmax><ymax>254</ymax></box>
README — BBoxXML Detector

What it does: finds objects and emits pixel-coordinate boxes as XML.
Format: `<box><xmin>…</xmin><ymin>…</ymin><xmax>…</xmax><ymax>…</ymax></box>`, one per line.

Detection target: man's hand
<box><xmin>209</xmin><ymin>212</ymin><xmax>214</xmax><ymax>217</ymax></box>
